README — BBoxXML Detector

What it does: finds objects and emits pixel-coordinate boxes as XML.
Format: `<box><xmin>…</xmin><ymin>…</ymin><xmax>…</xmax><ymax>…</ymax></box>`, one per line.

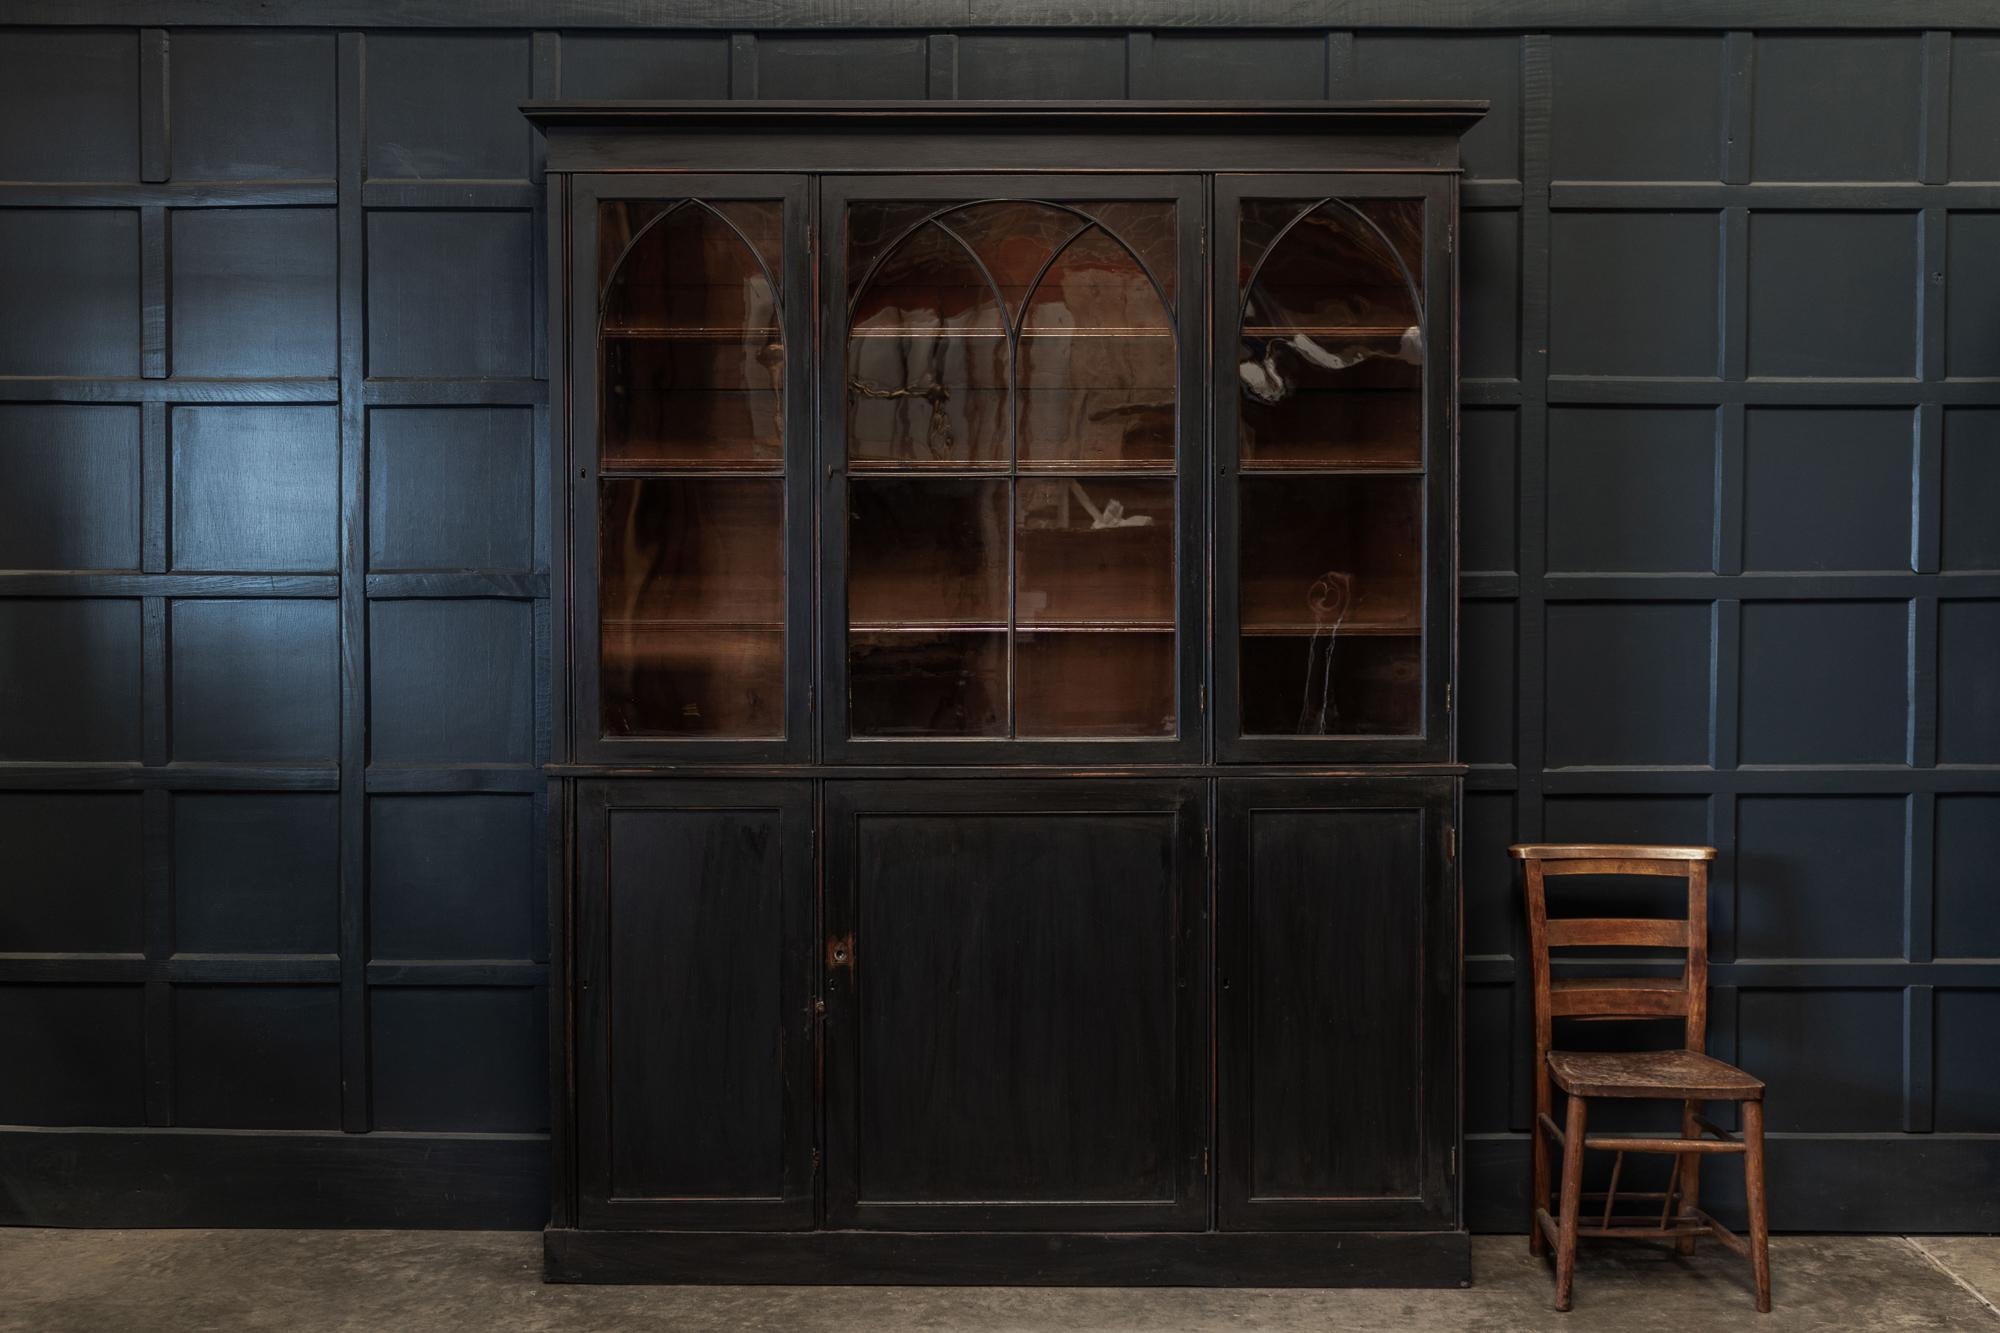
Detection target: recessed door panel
<box><xmin>824</xmin><ymin>779</ymin><xmax>1207</xmax><ymax>1231</ymax></box>
<box><xmin>1218</xmin><ymin>777</ymin><xmax>1458</xmax><ymax>1230</ymax></box>
<box><xmin>576</xmin><ymin>780</ymin><xmax>814</xmax><ymax>1229</ymax></box>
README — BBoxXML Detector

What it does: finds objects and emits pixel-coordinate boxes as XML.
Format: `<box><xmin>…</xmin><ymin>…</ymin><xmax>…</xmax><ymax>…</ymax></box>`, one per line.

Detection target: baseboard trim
<box><xmin>542</xmin><ymin>1227</ymin><xmax>1472</xmax><ymax>1286</ymax></box>
<box><xmin>1465</xmin><ymin>1132</ymin><xmax>2000</xmax><ymax>1233</ymax></box>
<box><xmin>0</xmin><ymin>1127</ymin><xmax>549</xmax><ymax>1228</ymax></box>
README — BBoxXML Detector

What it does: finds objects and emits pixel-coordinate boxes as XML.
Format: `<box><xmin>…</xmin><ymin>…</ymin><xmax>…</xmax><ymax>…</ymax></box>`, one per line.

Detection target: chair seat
<box><xmin>1546</xmin><ymin>1048</ymin><xmax>1764</xmax><ymax>1099</ymax></box>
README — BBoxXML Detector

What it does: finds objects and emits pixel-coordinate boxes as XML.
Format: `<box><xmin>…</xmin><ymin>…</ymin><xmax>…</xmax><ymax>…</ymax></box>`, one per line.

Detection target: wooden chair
<box><xmin>1509</xmin><ymin>843</ymin><xmax>1770</xmax><ymax>1314</ymax></box>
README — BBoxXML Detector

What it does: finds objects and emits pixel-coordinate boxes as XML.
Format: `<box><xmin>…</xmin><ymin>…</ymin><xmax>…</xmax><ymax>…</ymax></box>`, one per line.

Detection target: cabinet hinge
<box><xmin>1446</xmin><ymin>221</ymin><xmax>1454</xmax><ymax>254</ymax></box>
<box><xmin>1446</xmin><ymin>824</ymin><xmax>1457</xmax><ymax>863</ymax></box>
<box><xmin>1449</xmin><ymin>1146</ymin><xmax>1457</xmax><ymax>1178</ymax></box>
<box><xmin>1202</xmin><ymin>822</ymin><xmax>1211</xmax><ymax>857</ymax></box>
<box><xmin>807</xmin><ymin>684</ymin><xmax>814</xmax><ymax>715</ymax></box>
<box><xmin>1202</xmin><ymin>1147</ymin><xmax>1209</xmax><ymax>1177</ymax></box>
<box><xmin>1198</xmin><ymin>683</ymin><xmax>1207</xmax><ymax>714</ymax></box>
<box><xmin>1445</xmin><ymin>682</ymin><xmax>1453</xmax><ymax>713</ymax></box>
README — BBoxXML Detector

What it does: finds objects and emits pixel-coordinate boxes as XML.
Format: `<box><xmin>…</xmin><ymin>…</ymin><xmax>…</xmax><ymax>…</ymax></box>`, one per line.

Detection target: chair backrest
<box><xmin>1509</xmin><ymin>843</ymin><xmax>1716</xmax><ymax>1059</ymax></box>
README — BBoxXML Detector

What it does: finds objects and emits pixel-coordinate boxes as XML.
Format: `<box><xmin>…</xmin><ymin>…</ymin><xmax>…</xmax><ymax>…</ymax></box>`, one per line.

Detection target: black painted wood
<box><xmin>574</xmin><ymin>780</ymin><xmax>815</xmax><ymax>1229</ymax></box>
<box><xmin>543</xmin><ymin>1226</ymin><xmax>1473</xmax><ymax>1286</ymax></box>
<box><xmin>1218</xmin><ymin>777</ymin><xmax>1457</xmax><ymax>1230</ymax></box>
<box><xmin>1</xmin><ymin>7</ymin><xmax>1996</xmax><ymax>1244</ymax></box>
<box><xmin>0</xmin><ymin>1128</ymin><xmax>548</xmax><ymax>1228</ymax></box>
<box><xmin>822</xmin><ymin>778</ymin><xmax>1208</xmax><ymax>1232</ymax></box>
<box><xmin>567</xmin><ymin>173</ymin><xmax>813</xmax><ymax>766</ymax></box>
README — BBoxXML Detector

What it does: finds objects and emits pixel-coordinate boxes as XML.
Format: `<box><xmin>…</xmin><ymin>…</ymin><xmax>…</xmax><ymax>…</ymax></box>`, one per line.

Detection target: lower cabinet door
<box><xmin>1217</xmin><ymin>777</ymin><xmax>1458</xmax><ymax>1230</ymax></box>
<box><xmin>823</xmin><ymin>779</ymin><xmax>1208</xmax><ymax>1231</ymax></box>
<box><xmin>575</xmin><ymin>780</ymin><xmax>815</xmax><ymax>1229</ymax></box>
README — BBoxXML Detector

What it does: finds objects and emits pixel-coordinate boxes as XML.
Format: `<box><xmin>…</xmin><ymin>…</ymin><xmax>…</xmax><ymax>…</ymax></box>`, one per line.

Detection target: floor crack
<box><xmin>1906</xmin><ymin>1236</ymin><xmax>2000</xmax><ymax>1324</ymax></box>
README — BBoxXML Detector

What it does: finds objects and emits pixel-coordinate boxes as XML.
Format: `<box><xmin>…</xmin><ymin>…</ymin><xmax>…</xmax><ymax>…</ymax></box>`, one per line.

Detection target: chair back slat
<box><xmin>1544</xmin><ymin>917</ymin><xmax>1689</xmax><ymax>949</ymax></box>
<box><xmin>1549</xmin><ymin>979</ymin><xmax>1690</xmax><ymax>1019</ymax></box>
<box><xmin>1510</xmin><ymin>842</ymin><xmax>1715</xmax><ymax>1055</ymax></box>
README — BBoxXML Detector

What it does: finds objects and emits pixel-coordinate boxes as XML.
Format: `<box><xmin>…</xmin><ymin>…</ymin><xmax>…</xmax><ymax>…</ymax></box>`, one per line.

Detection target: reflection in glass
<box><xmin>600</xmin><ymin>200</ymin><xmax>784</xmax><ymax>469</ymax></box>
<box><xmin>1019</xmin><ymin>227</ymin><xmax>1175</xmax><ymax>469</ymax></box>
<box><xmin>600</xmin><ymin>478</ymin><xmax>784</xmax><ymax>738</ymax></box>
<box><xmin>1015</xmin><ymin>477</ymin><xmax>1173</xmax><ymax>627</ymax></box>
<box><xmin>1238</xmin><ymin>197</ymin><xmax>1424</xmax><ymax>470</ymax></box>
<box><xmin>850</xmin><ymin>631</ymin><xmax>1006</xmax><ymax>738</ymax></box>
<box><xmin>843</xmin><ymin>197</ymin><xmax>1181</xmax><ymax>741</ymax></box>
<box><xmin>848</xmin><ymin>478</ymin><xmax>1008</xmax><ymax>629</ymax></box>
<box><xmin>848</xmin><ymin>217</ymin><xmax>1008</xmax><ymax>466</ymax></box>
<box><xmin>596</xmin><ymin>199</ymin><xmax>787</xmax><ymax>740</ymax></box>
<box><xmin>1239</xmin><ymin>475</ymin><xmax>1422</xmax><ymax>737</ymax></box>
<box><xmin>1234</xmin><ymin>195</ymin><xmax>1427</xmax><ymax>738</ymax></box>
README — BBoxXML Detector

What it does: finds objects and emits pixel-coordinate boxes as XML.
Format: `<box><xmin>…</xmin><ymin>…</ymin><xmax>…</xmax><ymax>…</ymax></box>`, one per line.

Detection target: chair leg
<box><xmin>1554</xmin><ymin>1093</ymin><xmax>1589</xmax><ymax>1312</ymax></box>
<box><xmin>1530</xmin><ymin>1095</ymin><xmax>1551</xmax><ymax>1257</ymax></box>
<box><xmin>1676</xmin><ymin>1097</ymin><xmax>1701</xmax><ymax>1256</ymax></box>
<box><xmin>1743</xmin><ymin>1098</ymin><xmax>1771</xmax><ymax>1314</ymax></box>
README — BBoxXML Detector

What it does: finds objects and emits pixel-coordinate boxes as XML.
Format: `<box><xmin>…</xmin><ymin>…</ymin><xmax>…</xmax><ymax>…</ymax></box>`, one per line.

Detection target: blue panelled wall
<box><xmin>0</xmin><ymin>2</ymin><xmax>1995</xmax><ymax>1231</ymax></box>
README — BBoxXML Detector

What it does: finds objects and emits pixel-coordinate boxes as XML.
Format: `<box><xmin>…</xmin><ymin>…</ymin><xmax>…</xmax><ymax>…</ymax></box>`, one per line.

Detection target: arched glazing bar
<box><xmin>599</xmin><ymin>197</ymin><xmax>786</xmax><ymax>330</ymax></box>
<box><xmin>843</xmin><ymin>193</ymin><xmax>1182</xmax><ymax>741</ymax></box>
<box><xmin>595</xmin><ymin>193</ymin><xmax>791</xmax><ymax>739</ymax></box>
<box><xmin>1231</xmin><ymin>192</ymin><xmax>1429</xmax><ymax>738</ymax></box>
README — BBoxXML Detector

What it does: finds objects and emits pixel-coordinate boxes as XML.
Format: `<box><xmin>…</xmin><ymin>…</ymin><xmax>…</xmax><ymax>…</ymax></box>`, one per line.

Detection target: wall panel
<box><xmin>0</xmin><ymin>6</ymin><xmax>1994</xmax><ymax>1233</ymax></box>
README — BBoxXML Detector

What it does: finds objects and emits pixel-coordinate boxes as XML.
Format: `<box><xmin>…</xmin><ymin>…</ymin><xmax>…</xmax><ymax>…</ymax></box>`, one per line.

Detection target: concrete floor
<box><xmin>1</xmin><ymin>1230</ymin><xmax>1996</xmax><ymax>1332</ymax></box>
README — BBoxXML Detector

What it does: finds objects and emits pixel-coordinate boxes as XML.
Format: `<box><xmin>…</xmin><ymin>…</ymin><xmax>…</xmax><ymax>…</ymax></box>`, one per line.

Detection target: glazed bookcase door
<box><xmin>1214</xmin><ymin>175</ymin><xmax>1455</xmax><ymax>763</ymax></box>
<box><xmin>572</xmin><ymin>175</ymin><xmax>813</xmax><ymax>763</ymax></box>
<box><xmin>820</xmin><ymin>175</ymin><xmax>1205</xmax><ymax>764</ymax></box>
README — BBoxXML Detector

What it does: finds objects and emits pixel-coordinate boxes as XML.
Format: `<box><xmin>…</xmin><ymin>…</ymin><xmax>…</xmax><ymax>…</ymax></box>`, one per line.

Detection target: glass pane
<box><xmin>1016</xmin><ymin>476</ymin><xmax>1173</xmax><ymax>628</ymax></box>
<box><xmin>1019</xmin><ymin>224</ymin><xmax>1175</xmax><ymax>470</ymax></box>
<box><xmin>947</xmin><ymin>200</ymin><xmax>1080</xmax><ymax>320</ymax></box>
<box><xmin>600</xmin><ymin>477</ymin><xmax>784</xmax><ymax>738</ymax></box>
<box><xmin>851</xmin><ymin>631</ymin><xmax>1006</xmax><ymax>738</ymax></box>
<box><xmin>1239</xmin><ymin>197</ymin><xmax>1424</xmax><ymax>470</ymax></box>
<box><xmin>600</xmin><ymin>201</ymin><xmax>783</xmax><ymax>469</ymax></box>
<box><xmin>1017</xmin><ymin>630</ymin><xmax>1174</xmax><ymax>737</ymax></box>
<box><xmin>847</xmin><ymin>214</ymin><xmax>1009</xmax><ymax>467</ymax></box>
<box><xmin>842</xmin><ymin>195</ymin><xmax>1183</xmax><ymax>746</ymax></box>
<box><xmin>848</xmin><ymin>478</ymin><xmax>1008</xmax><ymax>629</ymax></box>
<box><xmin>1239</xmin><ymin>475</ymin><xmax>1421</xmax><ymax>736</ymax></box>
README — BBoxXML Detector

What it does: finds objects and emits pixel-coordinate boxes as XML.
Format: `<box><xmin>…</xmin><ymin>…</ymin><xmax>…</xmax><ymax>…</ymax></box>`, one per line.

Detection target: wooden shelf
<box><xmin>852</xmin><ymin>622</ymin><xmax>1005</xmax><ymax>634</ymax></box>
<box><xmin>1238</xmin><ymin>464</ymin><xmax>1423</xmax><ymax>478</ymax></box>
<box><xmin>846</xmin><ymin>460</ymin><xmax>1175</xmax><ymax>475</ymax></box>
<box><xmin>1241</xmin><ymin>325</ymin><xmax>1414</xmax><ymax>338</ymax></box>
<box><xmin>604</xmin><ymin>618</ymin><xmax>783</xmax><ymax>632</ymax></box>
<box><xmin>603</xmin><ymin>327</ymin><xmax>782</xmax><ymax>339</ymax></box>
<box><xmin>1019</xmin><ymin>621</ymin><xmax>1173</xmax><ymax>633</ymax></box>
<box><xmin>850</xmin><ymin>328</ymin><xmax>1171</xmax><ymax>339</ymax></box>
<box><xmin>1241</xmin><ymin>621</ymin><xmax>1420</xmax><ymax>637</ymax></box>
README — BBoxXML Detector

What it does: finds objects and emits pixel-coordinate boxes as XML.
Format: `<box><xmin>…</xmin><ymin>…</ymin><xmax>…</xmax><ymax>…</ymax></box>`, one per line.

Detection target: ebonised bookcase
<box><xmin>528</xmin><ymin>100</ymin><xmax>1484</xmax><ymax>1286</ymax></box>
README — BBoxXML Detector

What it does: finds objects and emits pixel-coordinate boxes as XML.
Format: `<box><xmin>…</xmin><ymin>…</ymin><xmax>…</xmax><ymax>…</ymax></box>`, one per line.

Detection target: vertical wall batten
<box><xmin>927</xmin><ymin>33</ymin><xmax>957</xmax><ymax>97</ymax></box>
<box><xmin>335</xmin><ymin>30</ymin><xmax>371</xmax><ymax>1135</ymax></box>
<box><xmin>1507</xmin><ymin>33</ymin><xmax>1552</xmax><ymax>1137</ymax></box>
<box><xmin>140</xmin><ymin>29</ymin><xmax>169</xmax><ymax>183</ymax></box>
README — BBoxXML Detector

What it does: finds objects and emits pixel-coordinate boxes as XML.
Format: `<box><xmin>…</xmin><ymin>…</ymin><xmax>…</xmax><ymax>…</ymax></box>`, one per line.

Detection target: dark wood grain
<box><xmin>545</xmin><ymin>1227</ymin><xmax>1471</xmax><ymax>1286</ymax></box>
<box><xmin>1217</xmin><ymin>777</ymin><xmax>1457</xmax><ymax>1231</ymax></box>
<box><xmin>574</xmin><ymin>780</ymin><xmax>814</xmax><ymax>1230</ymax></box>
<box><xmin>822</xmin><ymin>779</ymin><xmax>1207</xmax><ymax>1232</ymax></box>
